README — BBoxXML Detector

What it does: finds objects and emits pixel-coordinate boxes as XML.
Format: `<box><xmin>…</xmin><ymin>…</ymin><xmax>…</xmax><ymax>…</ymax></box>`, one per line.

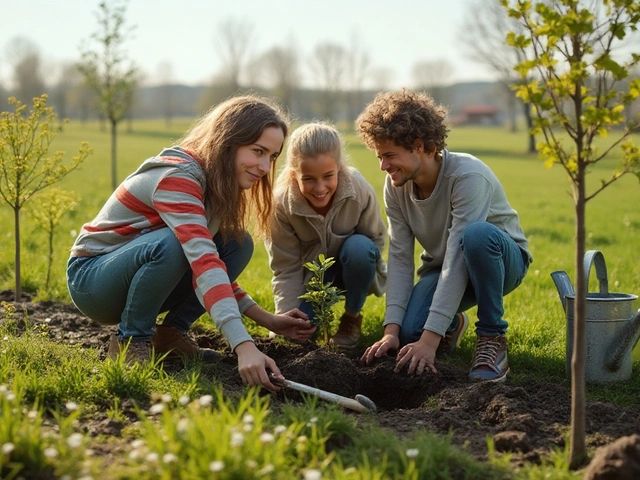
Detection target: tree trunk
<box><xmin>569</xmin><ymin>167</ymin><xmax>588</xmax><ymax>469</ymax></box>
<box><xmin>46</xmin><ymin>219</ymin><xmax>54</xmax><ymax>291</ymax></box>
<box><xmin>13</xmin><ymin>206</ymin><xmax>22</xmax><ymax>302</ymax></box>
<box><xmin>522</xmin><ymin>100</ymin><xmax>536</xmax><ymax>153</ymax></box>
<box><xmin>111</xmin><ymin>120</ymin><xmax>118</xmax><ymax>191</ymax></box>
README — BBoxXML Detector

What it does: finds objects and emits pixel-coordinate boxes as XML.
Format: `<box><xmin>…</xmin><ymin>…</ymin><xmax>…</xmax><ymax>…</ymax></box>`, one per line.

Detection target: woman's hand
<box><xmin>234</xmin><ymin>341</ymin><xmax>283</xmax><ymax>391</ymax></box>
<box><xmin>360</xmin><ymin>333</ymin><xmax>400</xmax><ymax>365</ymax></box>
<box><xmin>394</xmin><ymin>330</ymin><xmax>441</xmax><ymax>375</ymax></box>
<box><xmin>270</xmin><ymin>309</ymin><xmax>316</xmax><ymax>342</ymax></box>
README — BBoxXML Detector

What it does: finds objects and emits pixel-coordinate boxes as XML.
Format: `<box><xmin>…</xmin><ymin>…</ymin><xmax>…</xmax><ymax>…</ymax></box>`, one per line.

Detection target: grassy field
<box><xmin>0</xmin><ymin>118</ymin><xmax>639</xmax><ymax>478</ymax></box>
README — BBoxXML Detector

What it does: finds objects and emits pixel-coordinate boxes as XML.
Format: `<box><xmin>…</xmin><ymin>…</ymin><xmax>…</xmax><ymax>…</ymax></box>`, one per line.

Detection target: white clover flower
<box><xmin>199</xmin><ymin>395</ymin><xmax>213</xmax><ymax>407</ymax></box>
<box><xmin>242</xmin><ymin>414</ymin><xmax>254</xmax><ymax>424</ymax></box>
<box><xmin>145</xmin><ymin>452</ymin><xmax>159</xmax><ymax>463</ymax></box>
<box><xmin>67</xmin><ymin>433</ymin><xmax>83</xmax><ymax>448</ymax></box>
<box><xmin>246</xmin><ymin>460</ymin><xmax>257</xmax><ymax>469</ymax></box>
<box><xmin>177</xmin><ymin>418</ymin><xmax>189</xmax><ymax>433</ymax></box>
<box><xmin>44</xmin><ymin>318</ymin><xmax>52</xmax><ymax>323</ymax></box>
<box><xmin>274</xmin><ymin>425</ymin><xmax>287</xmax><ymax>435</ymax></box>
<box><xmin>1</xmin><ymin>442</ymin><xmax>15</xmax><ymax>455</ymax></box>
<box><xmin>258</xmin><ymin>464</ymin><xmax>274</xmax><ymax>475</ymax></box>
<box><xmin>534</xmin><ymin>270</ymin><xmax>540</xmax><ymax>276</ymax></box>
<box><xmin>209</xmin><ymin>460</ymin><xmax>225</xmax><ymax>472</ymax></box>
<box><xmin>230</xmin><ymin>432</ymin><xmax>244</xmax><ymax>447</ymax></box>
<box><xmin>44</xmin><ymin>447</ymin><xmax>59</xmax><ymax>458</ymax></box>
<box><xmin>2</xmin><ymin>336</ymin><xmax>7</xmax><ymax>341</ymax></box>
<box><xmin>304</xmin><ymin>469</ymin><xmax>322</xmax><ymax>480</ymax></box>
<box><xmin>85</xmin><ymin>449</ymin><xmax>95</xmax><ymax>457</ymax></box>
<box><xmin>243</xmin><ymin>423</ymin><xmax>253</xmax><ymax>432</ymax></box>
<box><xmin>260</xmin><ymin>432</ymin><xmax>275</xmax><ymax>444</ymax></box>
<box><xmin>161</xmin><ymin>394</ymin><xmax>172</xmax><ymax>403</ymax></box>
<box><xmin>5</xmin><ymin>392</ymin><xmax>16</xmax><ymax>402</ymax></box>
<box><xmin>149</xmin><ymin>403</ymin><xmax>165</xmax><ymax>415</ymax></box>
<box><xmin>70</xmin><ymin>229</ymin><xmax>77</xmax><ymax>237</ymax></box>
<box><xmin>163</xmin><ymin>453</ymin><xmax>178</xmax><ymax>464</ymax></box>
<box><xmin>129</xmin><ymin>449</ymin><xmax>141</xmax><ymax>460</ymax></box>
<box><xmin>0</xmin><ymin>385</ymin><xmax>8</xmax><ymax>393</ymax></box>
<box><xmin>615</xmin><ymin>280</ymin><xmax>620</xmax><ymax>287</ymax></box>
<box><xmin>179</xmin><ymin>395</ymin><xmax>190</xmax><ymax>406</ymax></box>
<box><xmin>65</xmin><ymin>401</ymin><xmax>79</xmax><ymax>412</ymax></box>
<box><xmin>27</xmin><ymin>410</ymin><xmax>38</xmax><ymax>419</ymax></box>
<box><xmin>405</xmin><ymin>448</ymin><xmax>419</xmax><ymax>459</ymax></box>
<box><xmin>309</xmin><ymin>417</ymin><xmax>318</xmax><ymax>424</ymax></box>
<box><xmin>131</xmin><ymin>439</ymin><xmax>145</xmax><ymax>449</ymax></box>
<box><xmin>297</xmin><ymin>435</ymin><xmax>307</xmax><ymax>444</ymax></box>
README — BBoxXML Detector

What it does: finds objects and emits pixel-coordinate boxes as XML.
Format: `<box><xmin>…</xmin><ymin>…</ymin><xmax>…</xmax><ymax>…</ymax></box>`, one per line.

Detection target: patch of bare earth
<box><xmin>3</xmin><ymin>292</ymin><xmax>640</xmax><ymax>470</ymax></box>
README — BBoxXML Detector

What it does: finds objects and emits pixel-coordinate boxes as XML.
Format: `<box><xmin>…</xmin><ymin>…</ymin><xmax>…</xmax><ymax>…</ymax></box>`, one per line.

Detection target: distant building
<box><xmin>458</xmin><ymin>105</ymin><xmax>501</xmax><ymax>125</ymax></box>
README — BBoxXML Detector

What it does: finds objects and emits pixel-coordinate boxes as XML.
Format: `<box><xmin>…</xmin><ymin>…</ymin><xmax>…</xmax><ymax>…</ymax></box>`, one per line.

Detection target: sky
<box><xmin>0</xmin><ymin>0</ymin><xmax>498</xmax><ymax>89</ymax></box>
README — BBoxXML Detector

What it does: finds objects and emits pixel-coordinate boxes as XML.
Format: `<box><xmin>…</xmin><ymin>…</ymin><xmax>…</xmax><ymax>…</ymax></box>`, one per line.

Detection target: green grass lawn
<box><xmin>0</xmin><ymin>119</ymin><xmax>638</xmax><ymax>478</ymax></box>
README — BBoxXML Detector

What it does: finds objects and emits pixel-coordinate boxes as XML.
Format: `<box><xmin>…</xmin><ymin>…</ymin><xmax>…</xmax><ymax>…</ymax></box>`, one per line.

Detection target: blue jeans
<box><xmin>399</xmin><ymin>222</ymin><xmax>529</xmax><ymax>345</ymax></box>
<box><xmin>67</xmin><ymin>228</ymin><xmax>253</xmax><ymax>341</ymax></box>
<box><xmin>298</xmin><ymin>234</ymin><xmax>380</xmax><ymax>320</ymax></box>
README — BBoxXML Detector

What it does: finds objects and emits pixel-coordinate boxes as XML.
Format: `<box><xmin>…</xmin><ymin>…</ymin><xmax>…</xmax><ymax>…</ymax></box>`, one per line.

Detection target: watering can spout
<box><xmin>551</xmin><ymin>270</ymin><xmax>575</xmax><ymax>313</ymax></box>
<box><xmin>606</xmin><ymin>309</ymin><xmax>640</xmax><ymax>373</ymax></box>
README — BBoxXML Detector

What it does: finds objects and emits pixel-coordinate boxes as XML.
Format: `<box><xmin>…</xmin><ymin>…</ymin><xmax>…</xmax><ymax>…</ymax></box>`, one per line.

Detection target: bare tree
<box><xmin>215</xmin><ymin>17</ymin><xmax>255</xmax><ymax>92</ymax></box>
<box><xmin>309</xmin><ymin>42</ymin><xmax>348</xmax><ymax>121</ymax></box>
<box><xmin>52</xmin><ymin>62</ymin><xmax>83</xmax><ymax>123</ymax></box>
<box><xmin>346</xmin><ymin>32</ymin><xmax>372</xmax><ymax>122</ymax></box>
<box><xmin>156</xmin><ymin>60</ymin><xmax>175</xmax><ymax>127</ymax></box>
<box><xmin>78</xmin><ymin>0</ymin><xmax>138</xmax><ymax>191</ymax></box>
<box><xmin>256</xmin><ymin>40</ymin><xmax>300</xmax><ymax>114</ymax></box>
<box><xmin>368</xmin><ymin>66</ymin><xmax>395</xmax><ymax>92</ymax></box>
<box><xmin>411</xmin><ymin>58</ymin><xmax>455</xmax><ymax>107</ymax></box>
<box><xmin>5</xmin><ymin>36</ymin><xmax>46</xmax><ymax>105</ymax></box>
<box><xmin>461</xmin><ymin>0</ymin><xmax>536</xmax><ymax>152</ymax></box>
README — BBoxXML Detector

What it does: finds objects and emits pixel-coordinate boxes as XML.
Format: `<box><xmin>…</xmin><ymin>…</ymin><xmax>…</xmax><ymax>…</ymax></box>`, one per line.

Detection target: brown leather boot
<box><xmin>151</xmin><ymin>325</ymin><xmax>221</xmax><ymax>362</ymax></box>
<box><xmin>329</xmin><ymin>313</ymin><xmax>363</xmax><ymax>350</ymax></box>
<box><xmin>107</xmin><ymin>334</ymin><xmax>152</xmax><ymax>364</ymax></box>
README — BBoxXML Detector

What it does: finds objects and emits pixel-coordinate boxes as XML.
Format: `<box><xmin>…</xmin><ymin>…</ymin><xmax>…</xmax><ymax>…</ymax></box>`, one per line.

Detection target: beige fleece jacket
<box><xmin>266</xmin><ymin>167</ymin><xmax>387</xmax><ymax>314</ymax></box>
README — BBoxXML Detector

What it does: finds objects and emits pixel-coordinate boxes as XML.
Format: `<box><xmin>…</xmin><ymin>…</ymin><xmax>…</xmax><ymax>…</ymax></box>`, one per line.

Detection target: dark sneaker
<box><xmin>469</xmin><ymin>335</ymin><xmax>509</xmax><ymax>383</ymax></box>
<box><xmin>107</xmin><ymin>334</ymin><xmax>152</xmax><ymax>364</ymax></box>
<box><xmin>152</xmin><ymin>325</ymin><xmax>221</xmax><ymax>362</ymax></box>
<box><xmin>437</xmin><ymin>312</ymin><xmax>469</xmax><ymax>356</ymax></box>
<box><xmin>329</xmin><ymin>313</ymin><xmax>363</xmax><ymax>350</ymax></box>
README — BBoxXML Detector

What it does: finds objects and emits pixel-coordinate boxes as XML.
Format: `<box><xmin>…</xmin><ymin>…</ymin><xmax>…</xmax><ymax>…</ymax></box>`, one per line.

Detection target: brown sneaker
<box><xmin>152</xmin><ymin>325</ymin><xmax>221</xmax><ymax>362</ymax></box>
<box><xmin>437</xmin><ymin>312</ymin><xmax>469</xmax><ymax>356</ymax></box>
<box><xmin>329</xmin><ymin>313</ymin><xmax>363</xmax><ymax>350</ymax></box>
<box><xmin>107</xmin><ymin>334</ymin><xmax>152</xmax><ymax>364</ymax></box>
<box><xmin>469</xmin><ymin>335</ymin><xmax>510</xmax><ymax>383</ymax></box>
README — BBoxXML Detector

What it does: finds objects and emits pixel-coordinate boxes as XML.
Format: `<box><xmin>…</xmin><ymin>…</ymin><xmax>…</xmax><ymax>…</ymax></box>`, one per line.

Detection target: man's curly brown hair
<box><xmin>355</xmin><ymin>89</ymin><xmax>449</xmax><ymax>153</ymax></box>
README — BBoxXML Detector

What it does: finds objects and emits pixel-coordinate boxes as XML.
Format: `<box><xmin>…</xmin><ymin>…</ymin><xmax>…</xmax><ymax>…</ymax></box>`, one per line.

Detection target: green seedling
<box><xmin>298</xmin><ymin>254</ymin><xmax>344</xmax><ymax>345</ymax></box>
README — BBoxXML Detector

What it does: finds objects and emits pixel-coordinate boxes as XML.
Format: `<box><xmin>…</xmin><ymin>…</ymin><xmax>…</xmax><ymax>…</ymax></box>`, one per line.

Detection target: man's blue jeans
<box><xmin>298</xmin><ymin>234</ymin><xmax>380</xmax><ymax>320</ymax></box>
<box><xmin>399</xmin><ymin>222</ymin><xmax>529</xmax><ymax>346</ymax></box>
<box><xmin>67</xmin><ymin>228</ymin><xmax>253</xmax><ymax>341</ymax></box>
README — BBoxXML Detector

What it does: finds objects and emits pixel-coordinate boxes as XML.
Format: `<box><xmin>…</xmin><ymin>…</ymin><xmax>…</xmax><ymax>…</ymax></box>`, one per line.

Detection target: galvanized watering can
<box><xmin>551</xmin><ymin>250</ymin><xmax>640</xmax><ymax>382</ymax></box>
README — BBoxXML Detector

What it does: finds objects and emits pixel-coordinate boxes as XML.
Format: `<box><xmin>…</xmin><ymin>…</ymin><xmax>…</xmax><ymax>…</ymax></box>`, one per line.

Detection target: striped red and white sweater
<box><xmin>70</xmin><ymin>147</ymin><xmax>255</xmax><ymax>349</ymax></box>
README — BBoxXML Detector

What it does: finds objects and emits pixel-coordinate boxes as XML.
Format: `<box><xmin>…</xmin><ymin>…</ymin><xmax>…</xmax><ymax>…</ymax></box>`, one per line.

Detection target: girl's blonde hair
<box><xmin>178</xmin><ymin>95</ymin><xmax>289</xmax><ymax>240</ymax></box>
<box><xmin>275</xmin><ymin>122</ymin><xmax>349</xmax><ymax>195</ymax></box>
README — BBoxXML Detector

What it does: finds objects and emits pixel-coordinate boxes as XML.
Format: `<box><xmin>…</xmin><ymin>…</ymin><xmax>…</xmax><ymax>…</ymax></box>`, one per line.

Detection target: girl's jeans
<box><xmin>67</xmin><ymin>228</ymin><xmax>253</xmax><ymax>341</ymax></box>
<box><xmin>399</xmin><ymin>222</ymin><xmax>529</xmax><ymax>346</ymax></box>
<box><xmin>298</xmin><ymin>234</ymin><xmax>380</xmax><ymax>321</ymax></box>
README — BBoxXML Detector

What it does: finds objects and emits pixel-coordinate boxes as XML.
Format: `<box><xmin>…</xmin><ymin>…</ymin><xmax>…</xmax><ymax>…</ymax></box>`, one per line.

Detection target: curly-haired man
<box><xmin>357</xmin><ymin>89</ymin><xmax>532</xmax><ymax>382</ymax></box>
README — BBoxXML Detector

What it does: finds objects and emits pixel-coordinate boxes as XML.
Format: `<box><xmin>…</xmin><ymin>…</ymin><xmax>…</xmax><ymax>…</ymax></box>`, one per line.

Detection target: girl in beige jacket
<box><xmin>266</xmin><ymin>123</ymin><xmax>387</xmax><ymax>349</ymax></box>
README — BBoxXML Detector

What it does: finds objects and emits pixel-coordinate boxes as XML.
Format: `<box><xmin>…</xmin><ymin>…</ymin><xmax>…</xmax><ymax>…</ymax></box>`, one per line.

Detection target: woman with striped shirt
<box><xmin>67</xmin><ymin>95</ymin><xmax>315</xmax><ymax>391</ymax></box>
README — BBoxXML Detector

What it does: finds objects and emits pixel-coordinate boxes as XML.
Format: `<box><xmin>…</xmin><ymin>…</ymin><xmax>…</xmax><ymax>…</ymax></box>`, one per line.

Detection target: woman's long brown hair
<box><xmin>178</xmin><ymin>95</ymin><xmax>289</xmax><ymax>241</ymax></box>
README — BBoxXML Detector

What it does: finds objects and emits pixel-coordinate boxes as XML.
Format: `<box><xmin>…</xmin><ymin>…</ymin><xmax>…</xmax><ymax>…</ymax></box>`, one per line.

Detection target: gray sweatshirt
<box><xmin>384</xmin><ymin>149</ymin><xmax>532</xmax><ymax>336</ymax></box>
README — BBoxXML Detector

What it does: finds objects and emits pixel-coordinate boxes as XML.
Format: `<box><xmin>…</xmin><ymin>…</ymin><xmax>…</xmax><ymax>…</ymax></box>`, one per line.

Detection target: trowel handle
<box><xmin>269</xmin><ymin>375</ymin><xmax>371</xmax><ymax>413</ymax></box>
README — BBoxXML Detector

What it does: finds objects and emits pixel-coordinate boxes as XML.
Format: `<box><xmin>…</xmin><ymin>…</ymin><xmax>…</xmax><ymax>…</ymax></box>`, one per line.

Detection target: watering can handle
<box><xmin>584</xmin><ymin>250</ymin><xmax>608</xmax><ymax>295</ymax></box>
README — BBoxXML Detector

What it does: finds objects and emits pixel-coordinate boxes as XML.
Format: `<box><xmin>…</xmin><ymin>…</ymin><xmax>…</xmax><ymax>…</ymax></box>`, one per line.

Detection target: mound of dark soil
<box><xmin>2</xmin><ymin>291</ymin><xmax>640</xmax><ymax>468</ymax></box>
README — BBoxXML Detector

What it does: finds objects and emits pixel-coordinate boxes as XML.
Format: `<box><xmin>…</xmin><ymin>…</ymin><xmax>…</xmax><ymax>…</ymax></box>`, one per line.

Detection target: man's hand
<box><xmin>270</xmin><ymin>310</ymin><xmax>316</xmax><ymax>343</ymax></box>
<box><xmin>234</xmin><ymin>341</ymin><xmax>283</xmax><ymax>392</ymax></box>
<box><xmin>394</xmin><ymin>330</ymin><xmax>441</xmax><ymax>375</ymax></box>
<box><xmin>360</xmin><ymin>333</ymin><xmax>400</xmax><ymax>365</ymax></box>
